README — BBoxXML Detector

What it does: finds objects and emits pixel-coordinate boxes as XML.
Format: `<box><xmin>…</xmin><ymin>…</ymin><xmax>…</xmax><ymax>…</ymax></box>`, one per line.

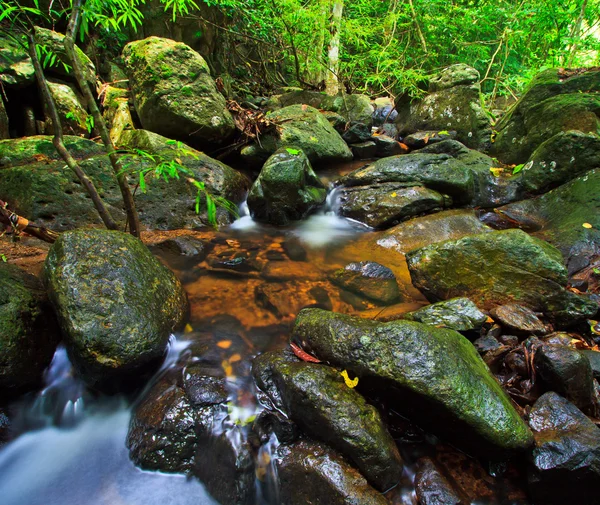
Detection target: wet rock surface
<box><xmin>292</xmin><ymin>308</ymin><xmax>533</xmax><ymax>457</ymax></box>
<box><xmin>275</xmin><ymin>440</ymin><xmax>388</xmax><ymax>505</ymax></box>
<box><xmin>0</xmin><ymin>263</ymin><xmax>59</xmax><ymax>399</ymax></box>
<box><xmin>528</xmin><ymin>392</ymin><xmax>600</xmax><ymax>505</ymax></box>
<box><xmin>253</xmin><ymin>351</ymin><xmax>403</xmax><ymax>491</ymax></box>
<box><xmin>407</xmin><ymin>229</ymin><xmax>598</xmax><ymax>323</ymax></box>
<box><xmin>404</xmin><ymin>297</ymin><xmax>487</xmax><ymax>332</ymax></box>
<box><xmin>44</xmin><ymin>230</ymin><xmax>188</xmax><ymax>390</ymax></box>
<box><xmin>415</xmin><ymin>457</ymin><xmax>466</xmax><ymax>505</ymax></box>
<box><xmin>331</xmin><ymin>261</ymin><xmax>401</xmax><ymax>304</ymax></box>
<box><xmin>489</xmin><ymin>303</ymin><xmax>547</xmax><ymax>335</ymax></box>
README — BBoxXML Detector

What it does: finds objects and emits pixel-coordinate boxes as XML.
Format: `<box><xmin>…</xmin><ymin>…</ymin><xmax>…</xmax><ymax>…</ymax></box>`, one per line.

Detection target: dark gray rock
<box><xmin>275</xmin><ymin>440</ymin><xmax>389</xmax><ymax>505</ymax></box>
<box><xmin>582</xmin><ymin>350</ymin><xmax>600</xmax><ymax>380</ymax></box>
<box><xmin>403</xmin><ymin>130</ymin><xmax>457</xmax><ymax>149</ymax></box>
<box><xmin>330</xmin><ymin>261</ymin><xmax>400</xmax><ymax>304</ymax></box>
<box><xmin>473</xmin><ymin>335</ymin><xmax>503</xmax><ymax>354</ymax></box>
<box><xmin>342</xmin><ymin>122</ymin><xmax>372</xmax><ymax>144</ymax></box>
<box><xmin>528</xmin><ymin>392</ymin><xmax>600</xmax><ymax>505</ymax></box>
<box><xmin>404</xmin><ymin>297</ymin><xmax>487</xmax><ymax>332</ymax></box>
<box><xmin>534</xmin><ymin>344</ymin><xmax>595</xmax><ymax>412</ymax></box>
<box><xmin>372</xmin><ymin>134</ymin><xmax>405</xmax><ymax>157</ymax></box>
<box><xmin>490</xmin><ymin>304</ymin><xmax>547</xmax><ymax>335</ymax></box>
<box><xmin>247</xmin><ymin>148</ymin><xmax>327</xmax><ymax>225</ymax></box>
<box><xmin>44</xmin><ymin>230</ymin><xmax>188</xmax><ymax>390</ymax></box>
<box><xmin>351</xmin><ymin>141</ymin><xmax>378</xmax><ymax>160</ymax></box>
<box><xmin>253</xmin><ymin>351</ymin><xmax>403</xmax><ymax>491</ymax></box>
<box><xmin>292</xmin><ymin>308</ymin><xmax>534</xmax><ymax>457</ymax></box>
<box><xmin>415</xmin><ymin>457</ymin><xmax>466</xmax><ymax>505</ymax></box>
<box><xmin>0</xmin><ymin>263</ymin><xmax>59</xmax><ymax>399</ymax></box>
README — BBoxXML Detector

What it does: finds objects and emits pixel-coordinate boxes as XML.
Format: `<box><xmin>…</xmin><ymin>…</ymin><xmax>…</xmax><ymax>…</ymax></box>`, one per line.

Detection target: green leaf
<box><xmin>285</xmin><ymin>147</ymin><xmax>301</xmax><ymax>155</ymax></box>
<box><xmin>512</xmin><ymin>163</ymin><xmax>524</xmax><ymax>175</ymax></box>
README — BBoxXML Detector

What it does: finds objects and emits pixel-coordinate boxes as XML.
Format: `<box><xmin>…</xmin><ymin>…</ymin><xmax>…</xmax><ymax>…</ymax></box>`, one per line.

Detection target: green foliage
<box><xmin>0</xmin><ymin>254</ymin><xmax>6</xmax><ymax>263</ymax></box>
<box><xmin>285</xmin><ymin>147</ymin><xmax>301</xmax><ymax>155</ymax></box>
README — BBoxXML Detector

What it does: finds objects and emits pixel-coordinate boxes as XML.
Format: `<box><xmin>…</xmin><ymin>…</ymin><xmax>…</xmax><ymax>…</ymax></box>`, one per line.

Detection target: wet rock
<box><xmin>490</xmin><ymin>304</ymin><xmax>547</xmax><ymax>335</ymax></box>
<box><xmin>542</xmin><ymin>332</ymin><xmax>573</xmax><ymax>347</ymax></box>
<box><xmin>395</xmin><ymin>64</ymin><xmax>491</xmax><ymax>151</ymax></box>
<box><xmin>331</xmin><ymin>261</ymin><xmax>400</xmax><ymax>304</ymax></box>
<box><xmin>534</xmin><ymin>344</ymin><xmax>595</xmax><ymax>411</ymax></box>
<box><xmin>292</xmin><ymin>308</ymin><xmax>534</xmax><ymax>457</ymax></box>
<box><xmin>0</xmin><ymin>263</ymin><xmax>59</xmax><ymax>399</ymax></box>
<box><xmin>403</xmin><ymin>130</ymin><xmax>457</xmax><ymax>149</ymax></box>
<box><xmin>0</xmin><ymin>33</ymin><xmax>34</xmax><ymax>87</ymax></box>
<box><xmin>247</xmin><ymin>148</ymin><xmax>327</xmax><ymax>225</ymax></box>
<box><xmin>372</xmin><ymin>134</ymin><xmax>406</xmax><ymax>157</ymax></box>
<box><xmin>495</xmin><ymin>168</ymin><xmax>600</xmax><ymax>266</ymax></box>
<box><xmin>492</xmin><ymin>68</ymin><xmax>600</xmax><ymax>164</ymax></box>
<box><xmin>122</xmin><ymin>37</ymin><xmax>235</xmax><ymax>146</ymax></box>
<box><xmin>342</xmin><ymin>122</ymin><xmax>372</xmax><ymax>144</ymax></box>
<box><xmin>252</xmin><ymin>409</ymin><xmax>299</xmax><ymax>444</ymax></box>
<box><xmin>44</xmin><ymin>230</ymin><xmax>189</xmax><ymax>390</ymax></box>
<box><xmin>581</xmin><ymin>350</ymin><xmax>600</xmax><ymax>380</ymax></box>
<box><xmin>521</xmin><ymin>130</ymin><xmax>600</xmax><ymax>194</ymax></box>
<box><xmin>253</xmin><ymin>351</ymin><xmax>403</xmax><ymax>491</ymax></box>
<box><xmin>372</xmin><ymin>97</ymin><xmax>397</xmax><ymax>125</ymax></box>
<box><xmin>528</xmin><ymin>392</ymin><xmax>600</xmax><ymax>505</ymax></box>
<box><xmin>275</xmin><ymin>440</ymin><xmax>388</xmax><ymax>505</ymax></box>
<box><xmin>403</xmin><ymin>297</ymin><xmax>487</xmax><ymax>332</ymax></box>
<box><xmin>240</xmin><ymin>104</ymin><xmax>353</xmax><ymax>167</ymax></box>
<box><xmin>473</xmin><ymin>335</ymin><xmax>503</xmax><ymax>354</ymax></box>
<box><xmin>151</xmin><ymin>236</ymin><xmax>211</xmax><ymax>261</ymax></box>
<box><xmin>415</xmin><ymin>457</ymin><xmax>466</xmax><ymax>505</ymax></box>
<box><xmin>351</xmin><ymin>141</ymin><xmax>378</xmax><ymax>160</ymax></box>
<box><xmin>406</xmin><ymin>229</ymin><xmax>598</xmax><ymax>323</ymax></box>
<box><xmin>498</xmin><ymin>334</ymin><xmax>519</xmax><ymax>347</ymax></box>
<box><xmin>182</xmin><ymin>364</ymin><xmax>228</xmax><ymax>406</ymax></box>
<box><xmin>0</xmin><ymin>408</ymin><xmax>10</xmax><ymax>447</ymax></box>
<box><xmin>335</xmin><ymin>182</ymin><xmax>447</xmax><ymax>229</ymax></box>
<box><xmin>375</xmin><ymin>209</ymin><xmax>492</xmax><ymax>253</ymax></box>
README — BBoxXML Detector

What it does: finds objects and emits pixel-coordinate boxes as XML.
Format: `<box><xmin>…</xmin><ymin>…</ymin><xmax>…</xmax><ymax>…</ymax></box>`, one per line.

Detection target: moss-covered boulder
<box><xmin>406</xmin><ymin>229</ymin><xmax>597</xmax><ymax>323</ymax></box>
<box><xmin>495</xmin><ymin>169</ymin><xmax>600</xmax><ymax>265</ymax></box>
<box><xmin>247</xmin><ymin>148</ymin><xmax>326</xmax><ymax>225</ymax></box>
<box><xmin>0</xmin><ymin>263</ymin><xmax>59</xmax><ymax>399</ymax></box>
<box><xmin>253</xmin><ymin>351</ymin><xmax>403</xmax><ymax>491</ymax></box>
<box><xmin>403</xmin><ymin>297</ymin><xmax>487</xmax><ymax>332</ymax></box>
<box><xmin>47</xmin><ymin>80</ymin><xmax>89</xmax><ymax>136</ymax></box>
<box><xmin>492</xmin><ymin>68</ymin><xmax>600</xmax><ymax>164</ymax></box>
<box><xmin>291</xmin><ymin>308</ymin><xmax>533</xmax><ymax>457</ymax></box>
<box><xmin>521</xmin><ymin>130</ymin><xmax>600</xmax><ymax>194</ymax></box>
<box><xmin>102</xmin><ymin>86</ymin><xmax>134</xmax><ymax>145</ymax></box>
<box><xmin>43</xmin><ymin>230</ymin><xmax>188</xmax><ymax>389</ymax></box>
<box><xmin>122</xmin><ymin>37</ymin><xmax>234</xmax><ymax>145</ymax></box>
<box><xmin>0</xmin><ymin>34</ymin><xmax>34</xmax><ymax>88</ymax></box>
<box><xmin>395</xmin><ymin>65</ymin><xmax>491</xmax><ymax>151</ymax></box>
<box><xmin>240</xmin><ymin>105</ymin><xmax>352</xmax><ymax>167</ymax></box>
<box><xmin>275</xmin><ymin>440</ymin><xmax>388</xmax><ymax>505</ymax></box>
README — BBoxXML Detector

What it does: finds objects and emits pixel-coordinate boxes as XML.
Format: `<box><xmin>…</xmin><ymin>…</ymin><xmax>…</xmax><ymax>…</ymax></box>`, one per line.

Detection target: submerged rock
<box><xmin>291</xmin><ymin>308</ymin><xmax>533</xmax><ymax>457</ymax></box>
<box><xmin>415</xmin><ymin>457</ymin><xmax>466</xmax><ymax>505</ymax></box>
<box><xmin>247</xmin><ymin>148</ymin><xmax>326</xmax><ymax>225</ymax></box>
<box><xmin>528</xmin><ymin>392</ymin><xmax>600</xmax><ymax>505</ymax></box>
<box><xmin>240</xmin><ymin>104</ymin><xmax>352</xmax><ymax>167</ymax></box>
<box><xmin>275</xmin><ymin>440</ymin><xmax>388</xmax><ymax>505</ymax></box>
<box><xmin>403</xmin><ymin>297</ymin><xmax>487</xmax><ymax>332</ymax></box>
<box><xmin>253</xmin><ymin>351</ymin><xmax>403</xmax><ymax>491</ymax></box>
<box><xmin>122</xmin><ymin>37</ymin><xmax>235</xmax><ymax>145</ymax></box>
<box><xmin>0</xmin><ymin>263</ymin><xmax>59</xmax><ymax>399</ymax></box>
<box><xmin>406</xmin><ymin>229</ymin><xmax>597</xmax><ymax>323</ymax></box>
<box><xmin>330</xmin><ymin>261</ymin><xmax>401</xmax><ymax>304</ymax></box>
<box><xmin>44</xmin><ymin>230</ymin><xmax>188</xmax><ymax>389</ymax></box>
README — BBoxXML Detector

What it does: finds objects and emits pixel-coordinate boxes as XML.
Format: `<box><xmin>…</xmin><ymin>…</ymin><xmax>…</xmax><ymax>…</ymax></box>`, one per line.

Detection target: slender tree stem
<box><xmin>65</xmin><ymin>0</ymin><xmax>141</xmax><ymax>237</ymax></box>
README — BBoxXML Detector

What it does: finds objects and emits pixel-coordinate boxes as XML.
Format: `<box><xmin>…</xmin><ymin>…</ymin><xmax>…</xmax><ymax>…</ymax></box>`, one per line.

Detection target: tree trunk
<box><xmin>325</xmin><ymin>0</ymin><xmax>343</xmax><ymax>95</ymax></box>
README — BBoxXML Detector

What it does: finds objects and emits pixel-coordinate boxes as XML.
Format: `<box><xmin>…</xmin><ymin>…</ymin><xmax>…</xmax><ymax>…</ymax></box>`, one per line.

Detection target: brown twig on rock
<box><xmin>0</xmin><ymin>199</ymin><xmax>59</xmax><ymax>244</ymax></box>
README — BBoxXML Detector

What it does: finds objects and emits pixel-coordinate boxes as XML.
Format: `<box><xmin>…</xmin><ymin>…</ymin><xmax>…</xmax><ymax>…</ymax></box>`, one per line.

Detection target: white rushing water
<box><xmin>0</xmin><ymin>343</ymin><xmax>217</xmax><ymax>505</ymax></box>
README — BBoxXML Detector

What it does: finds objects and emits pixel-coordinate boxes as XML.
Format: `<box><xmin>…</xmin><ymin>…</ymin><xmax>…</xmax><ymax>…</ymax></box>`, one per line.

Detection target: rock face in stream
<box><xmin>492</xmin><ymin>68</ymin><xmax>600</xmax><ymax>164</ymax></box>
<box><xmin>247</xmin><ymin>148</ymin><xmax>327</xmax><ymax>225</ymax></box>
<box><xmin>291</xmin><ymin>308</ymin><xmax>534</xmax><ymax>457</ymax></box>
<box><xmin>406</xmin><ymin>229</ymin><xmax>598</xmax><ymax>323</ymax></box>
<box><xmin>330</xmin><ymin>261</ymin><xmax>401</xmax><ymax>304</ymax></box>
<box><xmin>240</xmin><ymin>104</ymin><xmax>353</xmax><ymax>167</ymax></box>
<box><xmin>122</xmin><ymin>37</ymin><xmax>235</xmax><ymax>145</ymax></box>
<box><xmin>275</xmin><ymin>441</ymin><xmax>388</xmax><ymax>505</ymax></box>
<box><xmin>528</xmin><ymin>392</ymin><xmax>600</xmax><ymax>505</ymax></box>
<box><xmin>253</xmin><ymin>351</ymin><xmax>403</xmax><ymax>491</ymax></box>
<box><xmin>0</xmin><ymin>263</ymin><xmax>59</xmax><ymax>399</ymax></box>
<box><xmin>44</xmin><ymin>230</ymin><xmax>188</xmax><ymax>389</ymax></box>
<box><xmin>403</xmin><ymin>297</ymin><xmax>487</xmax><ymax>332</ymax></box>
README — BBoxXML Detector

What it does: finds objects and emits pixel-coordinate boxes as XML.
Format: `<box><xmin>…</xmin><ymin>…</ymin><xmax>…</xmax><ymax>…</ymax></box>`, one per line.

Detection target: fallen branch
<box><xmin>0</xmin><ymin>199</ymin><xmax>59</xmax><ymax>244</ymax></box>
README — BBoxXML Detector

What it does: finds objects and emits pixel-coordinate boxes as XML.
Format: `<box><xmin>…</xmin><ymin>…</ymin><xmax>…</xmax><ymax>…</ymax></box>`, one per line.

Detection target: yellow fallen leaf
<box><xmin>183</xmin><ymin>323</ymin><xmax>193</xmax><ymax>334</ymax></box>
<box><xmin>391</xmin><ymin>192</ymin><xmax>397</xmax><ymax>197</ymax></box>
<box><xmin>340</xmin><ymin>370</ymin><xmax>359</xmax><ymax>388</ymax></box>
<box><xmin>217</xmin><ymin>340</ymin><xmax>232</xmax><ymax>349</ymax></box>
<box><xmin>489</xmin><ymin>167</ymin><xmax>503</xmax><ymax>177</ymax></box>
<box><xmin>229</xmin><ymin>353</ymin><xmax>242</xmax><ymax>363</ymax></box>
<box><xmin>222</xmin><ymin>359</ymin><xmax>234</xmax><ymax>377</ymax></box>
<box><xmin>582</xmin><ymin>223</ymin><xmax>593</xmax><ymax>229</ymax></box>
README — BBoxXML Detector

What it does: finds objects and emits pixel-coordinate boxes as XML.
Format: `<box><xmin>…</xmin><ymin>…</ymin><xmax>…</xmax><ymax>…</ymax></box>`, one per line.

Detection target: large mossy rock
<box><xmin>122</xmin><ymin>37</ymin><xmax>235</xmax><ymax>146</ymax></box>
<box><xmin>291</xmin><ymin>308</ymin><xmax>533</xmax><ymax>458</ymax></box>
<box><xmin>275</xmin><ymin>440</ymin><xmax>388</xmax><ymax>505</ymax></box>
<box><xmin>521</xmin><ymin>131</ymin><xmax>600</xmax><ymax>194</ymax></box>
<box><xmin>395</xmin><ymin>64</ymin><xmax>491</xmax><ymax>151</ymax></box>
<box><xmin>0</xmin><ymin>34</ymin><xmax>34</xmax><ymax>88</ymax></box>
<box><xmin>47</xmin><ymin>80</ymin><xmax>89</xmax><ymax>137</ymax></box>
<box><xmin>247</xmin><ymin>148</ymin><xmax>326</xmax><ymax>225</ymax></box>
<box><xmin>492</xmin><ymin>68</ymin><xmax>600</xmax><ymax>164</ymax></box>
<box><xmin>0</xmin><ymin>264</ymin><xmax>59</xmax><ymax>399</ymax></box>
<box><xmin>253</xmin><ymin>351</ymin><xmax>403</xmax><ymax>491</ymax></box>
<box><xmin>240</xmin><ymin>104</ymin><xmax>352</xmax><ymax>167</ymax></box>
<box><xmin>528</xmin><ymin>392</ymin><xmax>600</xmax><ymax>505</ymax></box>
<box><xmin>495</xmin><ymin>169</ymin><xmax>600</xmax><ymax>266</ymax></box>
<box><xmin>406</xmin><ymin>229</ymin><xmax>597</xmax><ymax>323</ymax></box>
<box><xmin>43</xmin><ymin>230</ymin><xmax>188</xmax><ymax>389</ymax></box>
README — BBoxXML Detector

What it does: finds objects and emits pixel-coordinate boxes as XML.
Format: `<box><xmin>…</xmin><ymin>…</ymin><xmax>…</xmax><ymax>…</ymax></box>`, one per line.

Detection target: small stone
<box><xmin>404</xmin><ymin>297</ymin><xmax>487</xmax><ymax>332</ymax></box>
<box><xmin>490</xmin><ymin>304</ymin><xmax>547</xmax><ymax>335</ymax></box>
<box><xmin>331</xmin><ymin>261</ymin><xmax>400</xmax><ymax>304</ymax></box>
<box><xmin>473</xmin><ymin>335</ymin><xmax>503</xmax><ymax>354</ymax></box>
<box><xmin>404</xmin><ymin>130</ymin><xmax>457</xmax><ymax>149</ymax></box>
<box><xmin>415</xmin><ymin>457</ymin><xmax>465</xmax><ymax>505</ymax></box>
<box><xmin>581</xmin><ymin>350</ymin><xmax>600</xmax><ymax>380</ymax></box>
<box><xmin>351</xmin><ymin>141</ymin><xmax>378</xmax><ymax>160</ymax></box>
